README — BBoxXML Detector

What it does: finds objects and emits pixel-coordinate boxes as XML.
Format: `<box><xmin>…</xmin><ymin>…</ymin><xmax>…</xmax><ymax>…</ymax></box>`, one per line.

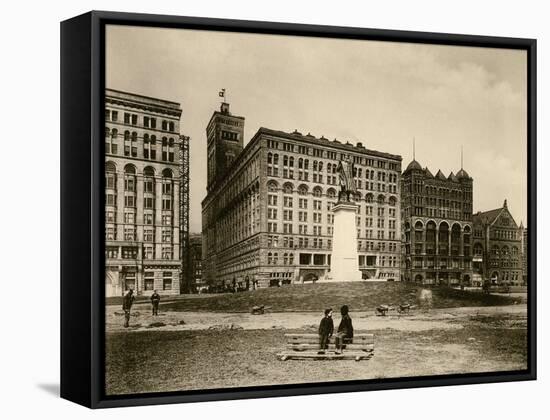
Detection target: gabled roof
<box><xmin>457</xmin><ymin>168</ymin><xmax>470</xmax><ymax>179</ymax></box>
<box><xmin>474</xmin><ymin>202</ymin><xmax>518</xmax><ymax>228</ymax></box>
<box><xmin>424</xmin><ymin>167</ymin><xmax>434</xmax><ymax>178</ymax></box>
<box><xmin>474</xmin><ymin>208</ymin><xmax>502</xmax><ymax>225</ymax></box>
<box><xmin>435</xmin><ymin>169</ymin><xmax>447</xmax><ymax>181</ymax></box>
<box><xmin>448</xmin><ymin>171</ymin><xmax>459</xmax><ymax>182</ymax></box>
<box><xmin>403</xmin><ymin>159</ymin><xmax>423</xmax><ymax>174</ymax></box>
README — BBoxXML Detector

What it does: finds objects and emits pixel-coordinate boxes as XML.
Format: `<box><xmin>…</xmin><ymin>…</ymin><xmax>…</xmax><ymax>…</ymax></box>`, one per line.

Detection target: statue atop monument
<box><xmin>337</xmin><ymin>156</ymin><xmax>358</xmax><ymax>203</ymax></box>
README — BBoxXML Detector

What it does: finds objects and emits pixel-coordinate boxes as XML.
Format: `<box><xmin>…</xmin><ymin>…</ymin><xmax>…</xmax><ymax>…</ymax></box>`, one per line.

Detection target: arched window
<box><xmin>318</xmin><ymin>161</ymin><xmax>323</xmax><ymax>171</ymax></box>
<box><xmin>365</xmin><ymin>193</ymin><xmax>373</xmax><ymax>203</ymax></box>
<box><xmin>313</xmin><ymin>187</ymin><xmax>323</xmax><ymax>197</ymax></box>
<box><xmin>283</xmin><ymin>183</ymin><xmax>293</xmax><ymax>194</ymax></box>
<box><xmin>273</xmin><ymin>154</ymin><xmax>279</xmax><ymax>165</ymax></box>
<box><xmin>143</xmin><ymin>166</ymin><xmax>155</xmax><ymax>194</ymax></box>
<box><xmin>123</xmin><ymin>131</ymin><xmax>131</xmax><ymax>156</ymax></box>
<box><xmin>267</xmin><ymin>180</ymin><xmax>278</xmax><ymax>192</ymax></box>
<box><xmin>105</xmin><ymin>162</ymin><xmax>117</xmax><ymax>190</ymax></box>
<box><xmin>389</xmin><ymin>196</ymin><xmax>397</xmax><ymax>206</ymax></box>
<box><xmin>267</xmin><ymin>152</ymin><xmax>273</xmax><ymax>164</ymax></box>
<box><xmin>491</xmin><ymin>245</ymin><xmax>500</xmax><ymax>256</ymax></box>
<box><xmin>327</xmin><ymin>188</ymin><xmax>336</xmax><ymax>199</ymax></box>
<box><xmin>438</xmin><ymin>222</ymin><xmax>449</xmax><ymax>255</ymax></box>
<box><xmin>298</xmin><ymin>185</ymin><xmax>308</xmax><ymax>196</ymax></box>
<box><xmin>123</xmin><ymin>165</ymin><xmax>137</xmax><ymax>209</ymax></box>
<box><xmin>161</xmin><ymin>169</ymin><xmax>173</xmax><ymax>210</ymax></box>
<box><xmin>169</xmin><ymin>121</ymin><xmax>175</xmax><ymax>132</ymax></box>
<box><xmin>377</xmin><ymin>194</ymin><xmax>385</xmax><ymax>205</ymax></box>
<box><xmin>289</xmin><ymin>156</ymin><xmax>294</xmax><ymax>167</ymax></box>
<box><xmin>298</xmin><ymin>158</ymin><xmax>303</xmax><ymax>169</ymax></box>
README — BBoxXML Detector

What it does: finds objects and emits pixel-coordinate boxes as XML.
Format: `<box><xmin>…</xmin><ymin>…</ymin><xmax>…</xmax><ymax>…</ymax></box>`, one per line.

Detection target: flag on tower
<box><xmin>219</xmin><ymin>89</ymin><xmax>226</xmax><ymax>97</ymax></box>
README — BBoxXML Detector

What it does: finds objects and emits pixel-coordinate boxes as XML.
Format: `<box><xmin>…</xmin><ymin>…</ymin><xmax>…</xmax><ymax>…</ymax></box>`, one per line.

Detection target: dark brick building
<box><xmin>472</xmin><ymin>200</ymin><xmax>525</xmax><ymax>286</ymax></box>
<box><xmin>401</xmin><ymin>159</ymin><xmax>473</xmax><ymax>285</ymax></box>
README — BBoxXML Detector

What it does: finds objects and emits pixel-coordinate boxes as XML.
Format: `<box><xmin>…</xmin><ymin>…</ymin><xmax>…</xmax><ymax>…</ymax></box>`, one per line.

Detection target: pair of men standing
<box><xmin>318</xmin><ymin>305</ymin><xmax>354</xmax><ymax>354</ymax></box>
<box><xmin>122</xmin><ymin>289</ymin><xmax>161</xmax><ymax>328</ymax></box>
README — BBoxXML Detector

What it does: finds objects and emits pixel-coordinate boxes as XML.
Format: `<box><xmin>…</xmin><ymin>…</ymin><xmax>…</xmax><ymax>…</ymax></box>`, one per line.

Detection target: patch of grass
<box><xmin>153</xmin><ymin>282</ymin><xmax>518</xmax><ymax>313</ymax></box>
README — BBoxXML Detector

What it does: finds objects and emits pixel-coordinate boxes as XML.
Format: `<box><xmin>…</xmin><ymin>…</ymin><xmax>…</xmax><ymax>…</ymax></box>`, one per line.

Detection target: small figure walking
<box><xmin>335</xmin><ymin>305</ymin><xmax>354</xmax><ymax>354</ymax></box>
<box><xmin>122</xmin><ymin>288</ymin><xmax>135</xmax><ymax>328</ymax></box>
<box><xmin>151</xmin><ymin>290</ymin><xmax>161</xmax><ymax>316</ymax></box>
<box><xmin>318</xmin><ymin>308</ymin><xmax>334</xmax><ymax>354</ymax></box>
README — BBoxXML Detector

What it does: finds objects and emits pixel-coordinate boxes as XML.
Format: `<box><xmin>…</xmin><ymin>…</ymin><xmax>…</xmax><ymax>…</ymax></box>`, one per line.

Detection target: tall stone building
<box><xmin>401</xmin><ymin>160</ymin><xmax>473</xmax><ymax>285</ymax></box>
<box><xmin>472</xmin><ymin>200</ymin><xmax>525</xmax><ymax>286</ymax></box>
<box><xmin>104</xmin><ymin>89</ymin><xmax>187</xmax><ymax>297</ymax></box>
<box><xmin>189</xmin><ymin>233</ymin><xmax>205</xmax><ymax>292</ymax></box>
<box><xmin>202</xmin><ymin>101</ymin><xmax>402</xmax><ymax>288</ymax></box>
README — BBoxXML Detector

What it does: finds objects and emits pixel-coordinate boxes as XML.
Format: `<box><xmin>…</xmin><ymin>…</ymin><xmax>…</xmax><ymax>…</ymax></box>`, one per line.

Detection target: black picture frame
<box><xmin>60</xmin><ymin>10</ymin><xmax>537</xmax><ymax>409</ymax></box>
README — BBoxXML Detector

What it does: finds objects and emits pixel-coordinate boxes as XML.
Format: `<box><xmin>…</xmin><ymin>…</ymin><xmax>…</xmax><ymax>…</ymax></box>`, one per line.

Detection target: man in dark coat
<box><xmin>150</xmin><ymin>290</ymin><xmax>161</xmax><ymax>316</ymax></box>
<box><xmin>335</xmin><ymin>305</ymin><xmax>354</xmax><ymax>354</ymax></box>
<box><xmin>318</xmin><ymin>308</ymin><xmax>334</xmax><ymax>354</ymax></box>
<box><xmin>122</xmin><ymin>289</ymin><xmax>135</xmax><ymax>328</ymax></box>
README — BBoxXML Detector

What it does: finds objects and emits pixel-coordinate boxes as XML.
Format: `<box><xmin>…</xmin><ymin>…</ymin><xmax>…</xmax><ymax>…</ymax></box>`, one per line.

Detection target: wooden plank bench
<box><xmin>277</xmin><ymin>333</ymin><xmax>374</xmax><ymax>361</ymax></box>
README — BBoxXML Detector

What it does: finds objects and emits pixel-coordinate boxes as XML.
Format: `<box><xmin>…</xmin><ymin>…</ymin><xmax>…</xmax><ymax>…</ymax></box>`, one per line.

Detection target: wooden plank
<box><xmin>287</xmin><ymin>344</ymin><xmax>374</xmax><ymax>351</ymax></box>
<box><xmin>285</xmin><ymin>337</ymin><xmax>374</xmax><ymax>345</ymax></box>
<box><xmin>285</xmin><ymin>334</ymin><xmax>374</xmax><ymax>344</ymax></box>
<box><xmin>278</xmin><ymin>351</ymin><xmax>374</xmax><ymax>361</ymax></box>
<box><xmin>285</xmin><ymin>334</ymin><xmax>373</xmax><ymax>339</ymax></box>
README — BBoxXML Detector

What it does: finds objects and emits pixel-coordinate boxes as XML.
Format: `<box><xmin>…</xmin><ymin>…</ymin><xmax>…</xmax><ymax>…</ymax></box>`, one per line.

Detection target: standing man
<box><xmin>150</xmin><ymin>290</ymin><xmax>161</xmax><ymax>316</ymax></box>
<box><xmin>122</xmin><ymin>288</ymin><xmax>135</xmax><ymax>328</ymax></box>
<box><xmin>334</xmin><ymin>305</ymin><xmax>354</xmax><ymax>354</ymax></box>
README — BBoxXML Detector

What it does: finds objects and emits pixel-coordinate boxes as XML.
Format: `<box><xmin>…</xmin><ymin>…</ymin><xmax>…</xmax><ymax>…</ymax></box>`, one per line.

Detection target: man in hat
<box><xmin>318</xmin><ymin>308</ymin><xmax>334</xmax><ymax>354</ymax></box>
<box><xmin>122</xmin><ymin>288</ymin><xmax>135</xmax><ymax>328</ymax></box>
<box><xmin>335</xmin><ymin>305</ymin><xmax>354</xmax><ymax>354</ymax></box>
<box><xmin>150</xmin><ymin>290</ymin><xmax>161</xmax><ymax>316</ymax></box>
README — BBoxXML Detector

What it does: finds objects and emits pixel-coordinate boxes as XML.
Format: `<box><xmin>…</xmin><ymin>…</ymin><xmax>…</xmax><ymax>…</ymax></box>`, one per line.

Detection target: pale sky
<box><xmin>106</xmin><ymin>25</ymin><xmax>528</xmax><ymax>233</ymax></box>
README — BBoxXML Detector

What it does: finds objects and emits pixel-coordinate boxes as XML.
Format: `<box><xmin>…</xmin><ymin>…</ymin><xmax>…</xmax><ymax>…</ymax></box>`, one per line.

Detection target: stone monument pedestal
<box><xmin>323</xmin><ymin>201</ymin><xmax>363</xmax><ymax>282</ymax></box>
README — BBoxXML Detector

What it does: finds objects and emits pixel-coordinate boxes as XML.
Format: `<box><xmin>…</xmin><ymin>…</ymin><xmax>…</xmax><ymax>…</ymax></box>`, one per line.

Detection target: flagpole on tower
<box><xmin>219</xmin><ymin>88</ymin><xmax>227</xmax><ymax>104</ymax></box>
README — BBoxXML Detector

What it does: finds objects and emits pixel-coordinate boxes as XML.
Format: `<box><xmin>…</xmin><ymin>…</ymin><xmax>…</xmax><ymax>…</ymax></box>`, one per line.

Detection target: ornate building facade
<box><xmin>104</xmin><ymin>89</ymin><xmax>187</xmax><ymax>297</ymax></box>
<box><xmin>401</xmin><ymin>160</ymin><xmax>473</xmax><ymax>285</ymax></box>
<box><xmin>202</xmin><ymin>102</ymin><xmax>402</xmax><ymax>288</ymax></box>
<box><xmin>472</xmin><ymin>200</ymin><xmax>525</xmax><ymax>286</ymax></box>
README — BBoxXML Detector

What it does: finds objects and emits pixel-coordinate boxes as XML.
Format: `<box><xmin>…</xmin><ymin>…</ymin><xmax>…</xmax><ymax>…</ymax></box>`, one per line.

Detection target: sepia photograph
<box><xmin>103</xmin><ymin>24</ymin><xmax>529</xmax><ymax>396</ymax></box>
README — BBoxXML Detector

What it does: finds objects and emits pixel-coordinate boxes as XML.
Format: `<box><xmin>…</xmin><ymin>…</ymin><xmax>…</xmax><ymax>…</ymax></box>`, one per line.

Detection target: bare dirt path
<box><xmin>106</xmin><ymin>304</ymin><xmax>526</xmax><ymax>333</ymax></box>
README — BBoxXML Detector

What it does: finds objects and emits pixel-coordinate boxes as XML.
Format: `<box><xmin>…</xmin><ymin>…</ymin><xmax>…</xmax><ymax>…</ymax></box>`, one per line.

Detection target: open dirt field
<box><xmin>105</xmin><ymin>304</ymin><xmax>528</xmax><ymax>395</ymax></box>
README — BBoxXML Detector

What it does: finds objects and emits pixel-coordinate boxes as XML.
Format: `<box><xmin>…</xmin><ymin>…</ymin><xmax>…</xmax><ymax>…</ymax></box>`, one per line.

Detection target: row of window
<box><xmin>105</xmin><ymin>226</ymin><xmax>175</xmax><ymax>243</ymax></box>
<box><xmin>105</xmin><ymin>129</ymin><xmax>177</xmax><ymax>162</ymax></box>
<box><xmin>266</xmin><ymin>181</ymin><xmax>398</xmax><ymax>205</ymax></box>
<box><xmin>122</xmin><ymin>271</ymin><xmax>174</xmax><ymax>291</ymax></box>
<box><xmin>105</xmin><ymin>241</ymin><xmax>175</xmax><ymax>260</ymax></box>
<box><xmin>106</xmin><ymin>110</ymin><xmax>176</xmax><ymax>132</ymax></box>
<box><xmin>266</xmin><ymin>140</ymin><xmax>400</xmax><ymax>171</ymax></box>
<box><xmin>106</xmin><ymin>211</ymin><xmax>172</xmax><ymax>226</ymax></box>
